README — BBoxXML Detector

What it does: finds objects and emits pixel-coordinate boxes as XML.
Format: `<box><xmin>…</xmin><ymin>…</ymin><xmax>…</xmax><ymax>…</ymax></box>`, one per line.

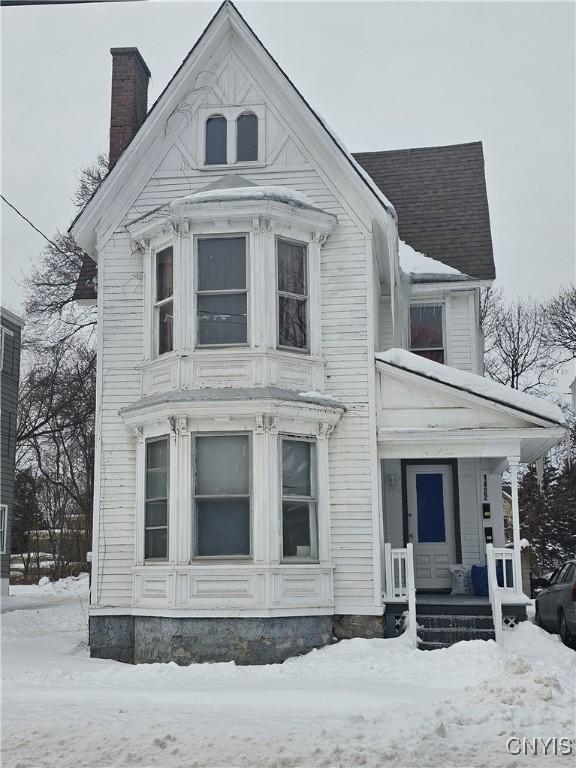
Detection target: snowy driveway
<box><xmin>2</xmin><ymin>575</ymin><xmax>575</xmax><ymax>767</ymax></box>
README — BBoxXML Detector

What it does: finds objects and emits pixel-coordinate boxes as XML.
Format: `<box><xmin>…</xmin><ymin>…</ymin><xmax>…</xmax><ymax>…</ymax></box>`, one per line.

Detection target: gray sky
<box><xmin>2</xmin><ymin>0</ymin><xmax>575</xmax><ymax>320</ymax></box>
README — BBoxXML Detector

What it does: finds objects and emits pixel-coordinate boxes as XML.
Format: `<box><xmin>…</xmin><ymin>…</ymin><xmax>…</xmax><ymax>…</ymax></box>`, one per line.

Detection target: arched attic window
<box><xmin>205</xmin><ymin>115</ymin><xmax>227</xmax><ymax>165</ymax></box>
<box><xmin>236</xmin><ymin>111</ymin><xmax>258</xmax><ymax>162</ymax></box>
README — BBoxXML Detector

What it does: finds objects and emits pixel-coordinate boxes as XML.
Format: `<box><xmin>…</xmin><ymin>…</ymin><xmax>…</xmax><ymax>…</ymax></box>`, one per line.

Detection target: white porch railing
<box><xmin>384</xmin><ymin>542</ymin><xmax>417</xmax><ymax>647</ymax></box>
<box><xmin>486</xmin><ymin>544</ymin><xmax>519</xmax><ymax>643</ymax></box>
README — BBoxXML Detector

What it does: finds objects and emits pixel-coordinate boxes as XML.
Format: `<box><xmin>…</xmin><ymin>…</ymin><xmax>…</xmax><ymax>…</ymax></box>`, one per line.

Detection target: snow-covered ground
<box><xmin>2</xmin><ymin>576</ymin><xmax>574</xmax><ymax>767</ymax></box>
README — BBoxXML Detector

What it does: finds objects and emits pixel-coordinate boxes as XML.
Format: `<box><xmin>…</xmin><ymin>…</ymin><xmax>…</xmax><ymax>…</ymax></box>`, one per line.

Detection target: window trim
<box><xmin>144</xmin><ymin>435</ymin><xmax>170</xmax><ymax>561</ymax></box>
<box><xmin>409</xmin><ymin>301</ymin><xmax>446</xmax><ymax>363</ymax></box>
<box><xmin>153</xmin><ymin>246</ymin><xmax>174</xmax><ymax>358</ymax></box>
<box><xmin>276</xmin><ymin>236</ymin><xmax>310</xmax><ymax>354</ymax></box>
<box><xmin>280</xmin><ymin>435</ymin><xmax>318</xmax><ymax>563</ymax></box>
<box><xmin>0</xmin><ymin>504</ymin><xmax>7</xmax><ymax>554</ymax></box>
<box><xmin>192</xmin><ymin>431</ymin><xmax>253</xmax><ymax>560</ymax></box>
<box><xmin>195</xmin><ymin>234</ymin><xmax>250</xmax><ymax>349</ymax></box>
<box><xmin>197</xmin><ymin>105</ymin><xmax>266</xmax><ymax>169</ymax></box>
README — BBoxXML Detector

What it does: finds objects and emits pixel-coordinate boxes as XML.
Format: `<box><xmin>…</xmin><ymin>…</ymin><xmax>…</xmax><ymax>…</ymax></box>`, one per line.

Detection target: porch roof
<box><xmin>377</xmin><ymin>349</ymin><xmax>565</xmax><ymax>426</ymax></box>
<box><xmin>375</xmin><ymin>349</ymin><xmax>567</xmax><ymax>463</ymax></box>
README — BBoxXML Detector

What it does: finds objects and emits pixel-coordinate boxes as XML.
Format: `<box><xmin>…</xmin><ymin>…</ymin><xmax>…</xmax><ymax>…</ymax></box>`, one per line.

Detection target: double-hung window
<box><xmin>281</xmin><ymin>438</ymin><xmax>318</xmax><ymax>561</ymax></box>
<box><xmin>197</xmin><ymin>237</ymin><xmax>248</xmax><ymax>346</ymax></box>
<box><xmin>410</xmin><ymin>304</ymin><xmax>445</xmax><ymax>363</ymax></box>
<box><xmin>0</xmin><ymin>505</ymin><xmax>7</xmax><ymax>554</ymax></box>
<box><xmin>277</xmin><ymin>238</ymin><xmax>308</xmax><ymax>351</ymax></box>
<box><xmin>194</xmin><ymin>434</ymin><xmax>251</xmax><ymax>557</ymax></box>
<box><xmin>144</xmin><ymin>437</ymin><xmax>169</xmax><ymax>559</ymax></box>
<box><xmin>155</xmin><ymin>247</ymin><xmax>174</xmax><ymax>356</ymax></box>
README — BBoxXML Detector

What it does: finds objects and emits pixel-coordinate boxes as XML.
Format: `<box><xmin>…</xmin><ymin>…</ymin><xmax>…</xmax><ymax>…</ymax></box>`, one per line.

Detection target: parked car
<box><xmin>535</xmin><ymin>559</ymin><xmax>576</xmax><ymax>647</ymax></box>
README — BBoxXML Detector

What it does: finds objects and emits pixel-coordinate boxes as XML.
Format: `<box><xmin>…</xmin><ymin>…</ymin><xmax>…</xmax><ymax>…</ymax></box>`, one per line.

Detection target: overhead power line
<box><xmin>1</xmin><ymin>194</ymin><xmax>84</xmax><ymax>259</ymax></box>
<box><xmin>1</xmin><ymin>0</ymin><xmax>144</xmax><ymax>6</ymax></box>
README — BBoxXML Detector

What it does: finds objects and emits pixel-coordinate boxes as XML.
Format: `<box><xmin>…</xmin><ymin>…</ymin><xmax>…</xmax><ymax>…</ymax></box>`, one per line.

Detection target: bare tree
<box><xmin>23</xmin><ymin>154</ymin><xmax>107</xmax><ymax>349</ymax></box>
<box><xmin>480</xmin><ymin>288</ymin><xmax>561</xmax><ymax>394</ymax></box>
<box><xmin>547</xmin><ymin>284</ymin><xmax>576</xmax><ymax>361</ymax></box>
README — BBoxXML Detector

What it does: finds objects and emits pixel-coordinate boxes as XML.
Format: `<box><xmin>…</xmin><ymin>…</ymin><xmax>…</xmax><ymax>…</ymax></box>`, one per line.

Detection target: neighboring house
<box><xmin>72</xmin><ymin>2</ymin><xmax>566</xmax><ymax>662</ymax></box>
<box><xmin>1</xmin><ymin>307</ymin><xmax>24</xmax><ymax>597</ymax></box>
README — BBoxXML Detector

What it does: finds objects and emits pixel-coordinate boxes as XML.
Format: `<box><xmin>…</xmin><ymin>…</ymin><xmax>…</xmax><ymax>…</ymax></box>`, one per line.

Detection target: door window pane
<box><xmin>206</xmin><ymin>115</ymin><xmax>227</xmax><ymax>165</ymax></box>
<box><xmin>195</xmin><ymin>435</ymin><xmax>249</xmax><ymax>495</ymax></box>
<box><xmin>236</xmin><ymin>112</ymin><xmax>258</xmax><ymax>162</ymax></box>
<box><xmin>198</xmin><ymin>294</ymin><xmax>247</xmax><ymax>345</ymax></box>
<box><xmin>416</xmin><ymin>473</ymin><xmax>446</xmax><ymax>543</ymax></box>
<box><xmin>198</xmin><ymin>238</ymin><xmax>246</xmax><ymax>291</ymax></box>
<box><xmin>197</xmin><ymin>499</ymin><xmax>250</xmax><ymax>556</ymax></box>
<box><xmin>282</xmin><ymin>440</ymin><xmax>312</xmax><ymax>497</ymax></box>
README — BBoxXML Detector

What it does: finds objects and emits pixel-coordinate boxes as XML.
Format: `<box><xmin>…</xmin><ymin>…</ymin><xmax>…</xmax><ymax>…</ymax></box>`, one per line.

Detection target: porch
<box><xmin>375</xmin><ymin>349</ymin><xmax>566</xmax><ymax>647</ymax></box>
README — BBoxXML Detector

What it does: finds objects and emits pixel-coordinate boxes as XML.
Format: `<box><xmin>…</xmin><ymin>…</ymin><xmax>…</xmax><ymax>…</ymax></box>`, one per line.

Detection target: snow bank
<box><xmin>10</xmin><ymin>572</ymin><xmax>89</xmax><ymax>599</ymax></box>
<box><xmin>377</xmin><ymin>348</ymin><xmax>566</xmax><ymax>425</ymax></box>
<box><xmin>3</xmin><ymin>579</ymin><xmax>576</xmax><ymax>767</ymax></box>
<box><xmin>399</xmin><ymin>239</ymin><xmax>467</xmax><ymax>279</ymax></box>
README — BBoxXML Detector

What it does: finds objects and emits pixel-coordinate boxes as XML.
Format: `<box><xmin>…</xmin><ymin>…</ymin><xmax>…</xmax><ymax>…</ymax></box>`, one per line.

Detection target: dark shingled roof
<box><xmin>353</xmin><ymin>142</ymin><xmax>495</xmax><ymax>280</ymax></box>
<box><xmin>73</xmin><ymin>141</ymin><xmax>495</xmax><ymax>300</ymax></box>
<box><xmin>72</xmin><ymin>255</ymin><xmax>97</xmax><ymax>301</ymax></box>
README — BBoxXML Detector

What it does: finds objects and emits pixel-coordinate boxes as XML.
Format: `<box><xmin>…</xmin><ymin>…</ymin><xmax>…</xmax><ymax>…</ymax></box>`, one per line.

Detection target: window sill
<box><xmin>200</xmin><ymin>161</ymin><xmax>266</xmax><ymax>171</ymax></box>
<box><xmin>191</xmin><ymin>556</ymin><xmax>253</xmax><ymax>562</ymax></box>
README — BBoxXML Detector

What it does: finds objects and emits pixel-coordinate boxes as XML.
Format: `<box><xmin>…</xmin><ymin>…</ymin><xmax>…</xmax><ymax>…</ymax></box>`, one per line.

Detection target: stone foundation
<box><xmin>332</xmin><ymin>614</ymin><xmax>385</xmax><ymax>640</ymax></box>
<box><xmin>89</xmin><ymin>614</ymin><xmax>333</xmax><ymax>665</ymax></box>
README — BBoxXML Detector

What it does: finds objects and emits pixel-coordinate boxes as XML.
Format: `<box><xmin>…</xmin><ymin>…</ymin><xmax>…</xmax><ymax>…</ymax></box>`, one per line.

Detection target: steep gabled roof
<box><xmin>70</xmin><ymin>0</ymin><xmax>395</xmax><ymax>250</ymax></box>
<box><xmin>354</xmin><ymin>142</ymin><xmax>495</xmax><ymax>280</ymax></box>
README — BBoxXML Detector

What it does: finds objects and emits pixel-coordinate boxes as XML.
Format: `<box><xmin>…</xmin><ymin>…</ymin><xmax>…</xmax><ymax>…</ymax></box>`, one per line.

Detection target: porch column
<box><xmin>508</xmin><ymin>456</ymin><xmax>523</xmax><ymax>593</ymax></box>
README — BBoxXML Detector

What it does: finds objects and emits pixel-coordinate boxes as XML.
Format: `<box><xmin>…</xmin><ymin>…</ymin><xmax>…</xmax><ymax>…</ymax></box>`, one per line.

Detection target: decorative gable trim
<box><xmin>70</xmin><ymin>1</ymin><xmax>395</xmax><ymax>258</ymax></box>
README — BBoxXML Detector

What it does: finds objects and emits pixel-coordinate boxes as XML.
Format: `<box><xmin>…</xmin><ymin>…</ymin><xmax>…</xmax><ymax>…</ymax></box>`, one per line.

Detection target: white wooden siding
<box><xmin>96</xmin><ymin>162</ymin><xmax>378</xmax><ymax>612</ymax></box>
<box><xmin>457</xmin><ymin>458</ymin><xmax>483</xmax><ymax>568</ymax></box>
<box><xmin>446</xmin><ymin>290</ymin><xmax>479</xmax><ymax>373</ymax></box>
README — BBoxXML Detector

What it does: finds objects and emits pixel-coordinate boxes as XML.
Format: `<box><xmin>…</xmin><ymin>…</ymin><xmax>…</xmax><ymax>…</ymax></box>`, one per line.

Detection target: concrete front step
<box><xmin>418</xmin><ymin>627</ymin><xmax>496</xmax><ymax>646</ymax></box>
<box><xmin>418</xmin><ymin>614</ymin><xmax>495</xmax><ymax>630</ymax></box>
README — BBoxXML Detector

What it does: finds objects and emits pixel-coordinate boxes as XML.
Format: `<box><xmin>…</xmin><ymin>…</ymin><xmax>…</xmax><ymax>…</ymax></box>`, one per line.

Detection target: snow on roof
<box><xmin>399</xmin><ymin>240</ymin><xmax>470</xmax><ymax>281</ymax></box>
<box><xmin>170</xmin><ymin>185</ymin><xmax>333</xmax><ymax>215</ymax></box>
<box><xmin>376</xmin><ymin>348</ymin><xmax>566</xmax><ymax>425</ymax></box>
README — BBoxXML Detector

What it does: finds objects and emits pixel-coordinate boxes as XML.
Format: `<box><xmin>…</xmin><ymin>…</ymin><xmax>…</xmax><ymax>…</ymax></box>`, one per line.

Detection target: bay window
<box><xmin>155</xmin><ymin>247</ymin><xmax>173</xmax><ymax>356</ymax></box>
<box><xmin>281</xmin><ymin>438</ymin><xmax>318</xmax><ymax>561</ymax></box>
<box><xmin>197</xmin><ymin>237</ymin><xmax>248</xmax><ymax>346</ymax></box>
<box><xmin>145</xmin><ymin>437</ymin><xmax>169</xmax><ymax>559</ymax></box>
<box><xmin>277</xmin><ymin>238</ymin><xmax>308</xmax><ymax>351</ymax></box>
<box><xmin>194</xmin><ymin>434</ymin><xmax>251</xmax><ymax>557</ymax></box>
<box><xmin>410</xmin><ymin>304</ymin><xmax>445</xmax><ymax>363</ymax></box>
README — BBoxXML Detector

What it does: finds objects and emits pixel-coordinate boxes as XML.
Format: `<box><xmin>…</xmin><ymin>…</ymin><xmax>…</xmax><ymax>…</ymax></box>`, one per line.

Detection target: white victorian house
<box><xmin>72</xmin><ymin>1</ymin><xmax>566</xmax><ymax>663</ymax></box>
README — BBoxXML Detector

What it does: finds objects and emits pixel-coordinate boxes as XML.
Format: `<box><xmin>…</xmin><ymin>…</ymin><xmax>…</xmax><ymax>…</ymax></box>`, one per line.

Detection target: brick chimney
<box><xmin>109</xmin><ymin>47</ymin><xmax>151</xmax><ymax>169</ymax></box>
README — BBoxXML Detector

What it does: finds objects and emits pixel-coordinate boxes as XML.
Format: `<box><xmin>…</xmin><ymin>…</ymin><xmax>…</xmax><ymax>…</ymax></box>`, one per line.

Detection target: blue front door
<box><xmin>406</xmin><ymin>465</ymin><xmax>455</xmax><ymax>590</ymax></box>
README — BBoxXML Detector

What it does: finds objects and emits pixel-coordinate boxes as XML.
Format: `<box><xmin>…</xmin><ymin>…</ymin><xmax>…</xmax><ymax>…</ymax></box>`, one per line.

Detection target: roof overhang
<box><xmin>119</xmin><ymin>386</ymin><xmax>344</xmax><ymax>431</ymax></box>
